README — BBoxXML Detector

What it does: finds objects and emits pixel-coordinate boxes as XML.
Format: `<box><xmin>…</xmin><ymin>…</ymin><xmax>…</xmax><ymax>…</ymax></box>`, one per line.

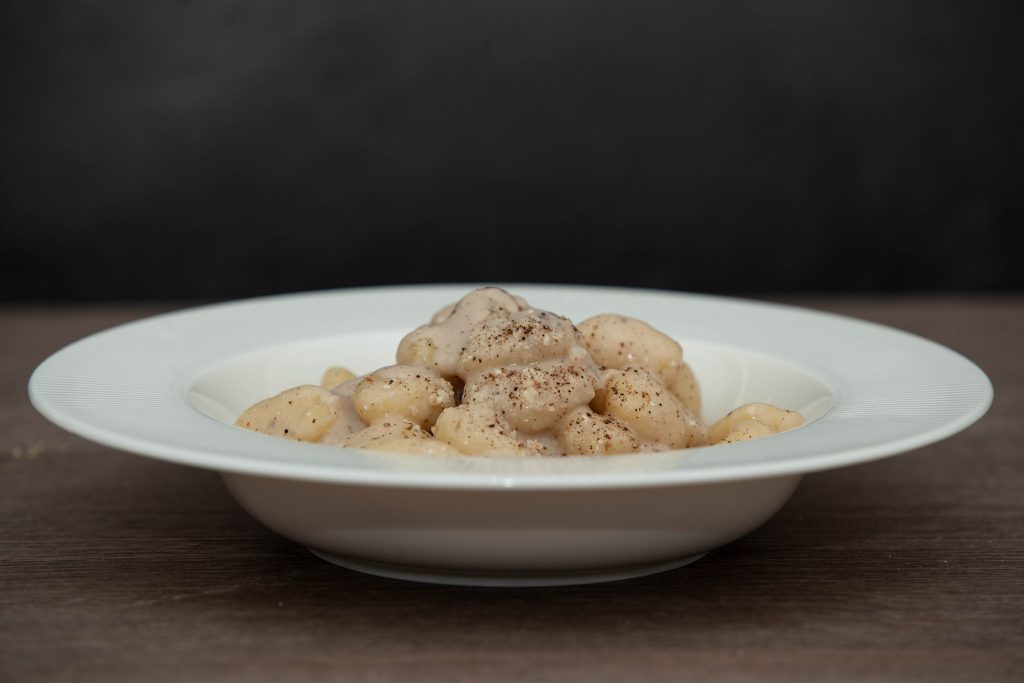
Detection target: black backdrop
<box><xmin>2</xmin><ymin>1</ymin><xmax>1021</xmax><ymax>301</ymax></box>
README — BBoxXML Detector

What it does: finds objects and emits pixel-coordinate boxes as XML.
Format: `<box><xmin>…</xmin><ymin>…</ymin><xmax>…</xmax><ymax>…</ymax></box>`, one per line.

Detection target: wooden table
<box><xmin>2</xmin><ymin>297</ymin><xmax>1021</xmax><ymax>682</ymax></box>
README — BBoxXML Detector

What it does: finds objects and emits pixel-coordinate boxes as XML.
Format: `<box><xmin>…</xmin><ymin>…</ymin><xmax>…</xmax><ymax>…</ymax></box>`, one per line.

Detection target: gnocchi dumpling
<box><xmin>707</xmin><ymin>403</ymin><xmax>805</xmax><ymax>444</ymax></box>
<box><xmin>578</xmin><ymin>314</ymin><xmax>683</xmax><ymax>385</ymax></box>
<box><xmin>595</xmin><ymin>368</ymin><xmax>703</xmax><ymax>449</ymax></box>
<box><xmin>235</xmin><ymin>385</ymin><xmax>343</xmax><ymax>442</ymax></box>
<box><xmin>457</xmin><ymin>310</ymin><xmax>579</xmax><ymax>375</ymax></box>
<box><xmin>432</xmin><ymin>404</ymin><xmax>540</xmax><ymax>455</ymax></box>
<box><xmin>461</xmin><ymin>359</ymin><xmax>598</xmax><ymax>432</ymax></box>
<box><xmin>397</xmin><ymin>287</ymin><xmax>529</xmax><ymax>376</ymax></box>
<box><xmin>559</xmin><ymin>407</ymin><xmax>642</xmax><ymax>455</ymax></box>
<box><xmin>320</xmin><ymin>366</ymin><xmax>356</xmax><ymax>390</ymax></box>
<box><xmin>352</xmin><ymin>365</ymin><xmax>455</xmax><ymax>428</ymax></box>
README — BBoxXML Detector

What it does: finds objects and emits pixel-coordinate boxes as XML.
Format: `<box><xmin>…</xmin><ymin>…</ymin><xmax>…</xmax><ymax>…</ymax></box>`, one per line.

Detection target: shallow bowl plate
<box><xmin>29</xmin><ymin>285</ymin><xmax>992</xmax><ymax>586</ymax></box>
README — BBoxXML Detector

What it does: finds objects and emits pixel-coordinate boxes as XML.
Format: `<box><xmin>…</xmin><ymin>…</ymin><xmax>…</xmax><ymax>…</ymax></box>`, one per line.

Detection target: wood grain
<box><xmin>2</xmin><ymin>297</ymin><xmax>1022</xmax><ymax>683</ymax></box>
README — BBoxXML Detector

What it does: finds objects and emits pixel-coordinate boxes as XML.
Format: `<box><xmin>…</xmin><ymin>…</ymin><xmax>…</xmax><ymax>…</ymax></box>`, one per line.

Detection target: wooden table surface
<box><xmin>2</xmin><ymin>297</ymin><xmax>1022</xmax><ymax>683</ymax></box>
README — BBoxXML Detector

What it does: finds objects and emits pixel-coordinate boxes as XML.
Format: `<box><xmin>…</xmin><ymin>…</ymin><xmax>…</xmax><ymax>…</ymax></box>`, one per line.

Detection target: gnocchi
<box><xmin>235</xmin><ymin>287</ymin><xmax>805</xmax><ymax>455</ymax></box>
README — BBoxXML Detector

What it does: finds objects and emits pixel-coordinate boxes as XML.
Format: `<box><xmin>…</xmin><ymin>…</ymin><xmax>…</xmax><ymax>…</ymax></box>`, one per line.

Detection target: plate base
<box><xmin>308</xmin><ymin>549</ymin><xmax>708</xmax><ymax>587</ymax></box>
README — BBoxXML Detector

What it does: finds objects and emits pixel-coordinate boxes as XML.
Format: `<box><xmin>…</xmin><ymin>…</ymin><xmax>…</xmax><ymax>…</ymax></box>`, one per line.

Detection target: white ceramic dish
<box><xmin>29</xmin><ymin>285</ymin><xmax>992</xmax><ymax>586</ymax></box>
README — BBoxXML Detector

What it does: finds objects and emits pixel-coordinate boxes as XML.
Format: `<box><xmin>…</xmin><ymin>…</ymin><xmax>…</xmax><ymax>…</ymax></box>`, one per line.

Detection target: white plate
<box><xmin>29</xmin><ymin>285</ymin><xmax>992</xmax><ymax>586</ymax></box>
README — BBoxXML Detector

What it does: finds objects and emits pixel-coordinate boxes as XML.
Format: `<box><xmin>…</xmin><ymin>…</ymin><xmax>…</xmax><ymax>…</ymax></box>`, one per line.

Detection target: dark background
<box><xmin>2</xmin><ymin>1</ymin><xmax>1021</xmax><ymax>301</ymax></box>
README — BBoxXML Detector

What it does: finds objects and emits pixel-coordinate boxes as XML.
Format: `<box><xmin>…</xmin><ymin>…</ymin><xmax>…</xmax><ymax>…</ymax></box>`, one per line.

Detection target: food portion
<box><xmin>235</xmin><ymin>287</ymin><xmax>804</xmax><ymax>455</ymax></box>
